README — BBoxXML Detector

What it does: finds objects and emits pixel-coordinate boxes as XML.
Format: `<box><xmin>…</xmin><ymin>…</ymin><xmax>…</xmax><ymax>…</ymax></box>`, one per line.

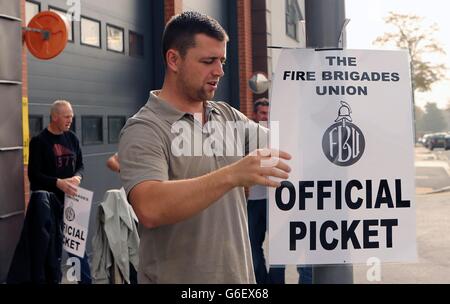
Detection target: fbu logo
<box><xmin>64</xmin><ymin>202</ymin><xmax>75</xmax><ymax>222</ymax></box>
<box><xmin>322</xmin><ymin>101</ymin><xmax>365</xmax><ymax>166</ymax></box>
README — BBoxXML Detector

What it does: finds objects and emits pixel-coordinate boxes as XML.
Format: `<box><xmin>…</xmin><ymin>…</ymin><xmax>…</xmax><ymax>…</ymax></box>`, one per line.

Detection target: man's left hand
<box><xmin>69</xmin><ymin>176</ymin><xmax>82</xmax><ymax>186</ymax></box>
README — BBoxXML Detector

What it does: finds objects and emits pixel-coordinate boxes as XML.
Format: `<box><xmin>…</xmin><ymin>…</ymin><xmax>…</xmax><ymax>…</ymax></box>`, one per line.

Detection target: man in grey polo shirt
<box><xmin>118</xmin><ymin>11</ymin><xmax>291</xmax><ymax>284</ymax></box>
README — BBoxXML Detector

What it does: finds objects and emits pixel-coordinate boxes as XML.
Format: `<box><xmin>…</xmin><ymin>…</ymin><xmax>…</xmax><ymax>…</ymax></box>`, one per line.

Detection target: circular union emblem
<box><xmin>322</xmin><ymin>101</ymin><xmax>365</xmax><ymax>167</ymax></box>
<box><xmin>65</xmin><ymin>205</ymin><xmax>75</xmax><ymax>222</ymax></box>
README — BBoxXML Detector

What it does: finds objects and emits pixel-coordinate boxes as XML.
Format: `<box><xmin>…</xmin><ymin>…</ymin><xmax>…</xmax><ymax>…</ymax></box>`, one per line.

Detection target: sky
<box><xmin>345</xmin><ymin>0</ymin><xmax>450</xmax><ymax>109</ymax></box>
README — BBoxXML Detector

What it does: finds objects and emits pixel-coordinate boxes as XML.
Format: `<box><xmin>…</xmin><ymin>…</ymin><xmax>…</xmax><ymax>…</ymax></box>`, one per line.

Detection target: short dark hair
<box><xmin>254</xmin><ymin>98</ymin><xmax>269</xmax><ymax>113</ymax></box>
<box><xmin>162</xmin><ymin>11</ymin><xmax>229</xmax><ymax>65</ymax></box>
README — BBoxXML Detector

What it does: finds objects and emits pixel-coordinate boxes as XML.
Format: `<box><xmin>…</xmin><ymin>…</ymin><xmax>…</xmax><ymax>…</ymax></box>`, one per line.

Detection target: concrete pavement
<box><xmin>352</xmin><ymin>191</ymin><xmax>450</xmax><ymax>283</ymax></box>
<box><xmin>415</xmin><ymin>146</ymin><xmax>450</xmax><ymax>193</ymax></box>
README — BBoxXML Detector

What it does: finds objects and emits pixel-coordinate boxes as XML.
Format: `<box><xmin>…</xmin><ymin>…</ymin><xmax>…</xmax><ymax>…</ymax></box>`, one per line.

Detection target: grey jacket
<box><xmin>91</xmin><ymin>190</ymin><xmax>139</xmax><ymax>283</ymax></box>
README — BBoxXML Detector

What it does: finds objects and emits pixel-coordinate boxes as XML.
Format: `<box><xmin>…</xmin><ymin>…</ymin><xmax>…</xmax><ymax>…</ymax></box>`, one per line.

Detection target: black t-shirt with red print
<box><xmin>28</xmin><ymin>128</ymin><xmax>84</xmax><ymax>202</ymax></box>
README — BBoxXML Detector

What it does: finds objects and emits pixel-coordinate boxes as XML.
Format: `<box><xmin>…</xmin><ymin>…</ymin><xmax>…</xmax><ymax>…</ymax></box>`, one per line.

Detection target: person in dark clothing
<box><xmin>27</xmin><ymin>100</ymin><xmax>91</xmax><ymax>284</ymax></box>
<box><xmin>28</xmin><ymin>103</ymin><xmax>83</xmax><ymax>203</ymax></box>
<box><xmin>7</xmin><ymin>191</ymin><xmax>64</xmax><ymax>284</ymax></box>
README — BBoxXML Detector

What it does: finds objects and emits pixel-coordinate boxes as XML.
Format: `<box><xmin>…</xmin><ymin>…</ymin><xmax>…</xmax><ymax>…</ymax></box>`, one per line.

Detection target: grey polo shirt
<box><xmin>119</xmin><ymin>91</ymin><xmax>267</xmax><ymax>284</ymax></box>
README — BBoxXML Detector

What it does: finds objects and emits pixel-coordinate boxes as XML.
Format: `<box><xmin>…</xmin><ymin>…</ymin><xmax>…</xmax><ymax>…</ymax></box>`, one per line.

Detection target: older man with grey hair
<box><xmin>28</xmin><ymin>99</ymin><xmax>91</xmax><ymax>284</ymax></box>
<box><xmin>29</xmin><ymin>100</ymin><xmax>82</xmax><ymax>201</ymax></box>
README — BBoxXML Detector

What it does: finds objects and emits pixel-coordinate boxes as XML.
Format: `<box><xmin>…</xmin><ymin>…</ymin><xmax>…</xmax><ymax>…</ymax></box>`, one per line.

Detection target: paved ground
<box><xmin>415</xmin><ymin>146</ymin><xmax>450</xmax><ymax>193</ymax></box>
<box><xmin>352</xmin><ymin>191</ymin><xmax>450</xmax><ymax>283</ymax></box>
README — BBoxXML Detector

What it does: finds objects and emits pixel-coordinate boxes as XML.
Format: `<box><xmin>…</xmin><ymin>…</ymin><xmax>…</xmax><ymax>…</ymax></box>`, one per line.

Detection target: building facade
<box><xmin>0</xmin><ymin>0</ymin><xmax>255</xmax><ymax>282</ymax></box>
<box><xmin>251</xmin><ymin>0</ymin><xmax>305</xmax><ymax>100</ymax></box>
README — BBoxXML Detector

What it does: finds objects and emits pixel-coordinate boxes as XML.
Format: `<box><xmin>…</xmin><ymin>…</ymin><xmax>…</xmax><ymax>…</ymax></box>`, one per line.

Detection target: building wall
<box><xmin>2</xmin><ymin>0</ymin><xmax>254</xmax><ymax>282</ymax></box>
<box><xmin>267</xmin><ymin>0</ymin><xmax>305</xmax><ymax>80</ymax></box>
<box><xmin>22</xmin><ymin>0</ymin><xmax>30</xmax><ymax>207</ymax></box>
<box><xmin>0</xmin><ymin>0</ymin><xmax>25</xmax><ymax>283</ymax></box>
<box><xmin>27</xmin><ymin>0</ymin><xmax>156</xmax><ymax>205</ymax></box>
<box><xmin>250</xmin><ymin>0</ymin><xmax>305</xmax><ymax>110</ymax></box>
<box><xmin>24</xmin><ymin>0</ymin><xmax>164</xmax><ymax>259</ymax></box>
<box><xmin>165</xmin><ymin>0</ymin><xmax>182</xmax><ymax>23</ymax></box>
<box><xmin>251</xmin><ymin>0</ymin><xmax>269</xmax><ymax>101</ymax></box>
<box><xmin>236</xmin><ymin>0</ymin><xmax>253</xmax><ymax>117</ymax></box>
<box><xmin>183</xmin><ymin>0</ymin><xmax>228</xmax><ymax>27</ymax></box>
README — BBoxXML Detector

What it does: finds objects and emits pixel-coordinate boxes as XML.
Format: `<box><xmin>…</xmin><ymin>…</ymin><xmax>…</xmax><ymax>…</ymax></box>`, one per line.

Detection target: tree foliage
<box><xmin>422</xmin><ymin>102</ymin><xmax>447</xmax><ymax>132</ymax></box>
<box><xmin>374</xmin><ymin>12</ymin><xmax>447</xmax><ymax>93</ymax></box>
<box><xmin>414</xmin><ymin>105</ymin><xmax>425</xmax><ymax>132</ymax></box>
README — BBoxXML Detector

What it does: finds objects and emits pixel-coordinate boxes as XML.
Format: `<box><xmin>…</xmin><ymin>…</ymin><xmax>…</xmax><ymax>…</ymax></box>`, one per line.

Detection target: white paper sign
<box><xmin>268</xmin><ymin>49</ymin><xmax>417</xmax><ymax>265</ymax></box>
<box><xmin>63</xmin><ymin>186</ymin><xmax>93</xmax><ymax>258</ymax></box>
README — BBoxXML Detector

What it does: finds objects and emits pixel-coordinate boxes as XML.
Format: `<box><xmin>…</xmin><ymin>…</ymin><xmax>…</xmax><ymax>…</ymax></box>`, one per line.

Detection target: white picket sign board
<box><xmin>268</xmin><ymin>49</ymin><xmax>417</xmax><ymax>265</ymax></box>
<box><xmin>63</xmin><ymin>186</ymin><xmax>93</xmax><ymax>258</ymax></box>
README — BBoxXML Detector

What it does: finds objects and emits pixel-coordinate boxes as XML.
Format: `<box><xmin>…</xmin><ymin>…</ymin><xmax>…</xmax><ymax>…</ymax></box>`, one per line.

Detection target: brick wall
<box><xmin>237</xmin><ymin>0</ymin><xmax>254</xmax><ymax>118</ymax></box>
<box><xmin>251</xmin><ymin>0</ymin><xmax>269</xmax><ymax>101</ymax></box>
<box><xmin>165</xmin><ymin>0</ymin><xmax>183</xmax><ymax>24</ymax></box>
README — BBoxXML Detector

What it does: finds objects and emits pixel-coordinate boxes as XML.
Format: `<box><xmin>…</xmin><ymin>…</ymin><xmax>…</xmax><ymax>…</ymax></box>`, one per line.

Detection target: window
<box><xmin>106</xmin><ymin>24</ymin><xmax>124</xmax><ymax>53</ymax></box>
<box><xmin>49</xmin><ymin>7</ymin><xmax>74</xmax><ymax>42</ymax></box>
<box><xmin>25</xmin><ymin>1</ymin><xmax>40</xmax><ymax>26</ymax></box>
<box><xmin>29</xmin><ymin>115</ymin><xmax>43</xmax><ymax>138</ymax></box>
<box><xmin>285</xmin><ymin>0</ymin><xmax>302</xmax><ymax>41</ymax></box>
<box><xmin>82</xmin><ymin>116</ymin><xmax>103</xmax><ymax>145</ymax></box>
<box><xmin>108</xmin><ymin>116</ymin><xmax>126</xmax><ymax>143</ymax></box>
<box><xmin>81</xmin><ymin>16</ymin><xmax>101</xmax><ymax>48</ymax></box>
<box><xmin>129</xmin><ymin>31</ymin><xmax>144</xmax><ymax>57</ymax></box>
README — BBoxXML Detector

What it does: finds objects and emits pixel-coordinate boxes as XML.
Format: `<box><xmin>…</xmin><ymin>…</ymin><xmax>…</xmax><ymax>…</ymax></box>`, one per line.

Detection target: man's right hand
<box><xmin>226</xmin><ymin>149</ymin><xmax>292</xmax><ymax>188</ymax></box>
<box><xmin>56</xmin><ymin>178</ymin><xmax>78</xmax><ymax>196</ymax></box>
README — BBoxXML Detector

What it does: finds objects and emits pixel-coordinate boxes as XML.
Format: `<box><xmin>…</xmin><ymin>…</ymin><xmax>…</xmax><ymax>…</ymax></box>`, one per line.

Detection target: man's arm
<box><xmin>28</xmin><ymin>136</ymin><xmax>58</xmax><ymax>189</ymax></box>
<box><xmin>73</xmin><ymin>135</ymin><xmax>84</xmax><ymax>179</ymax></box>
<box><xmin>28</xmin><ymin>136</ymin><xmax>79</xmax><ymax>196</ymax></box>
<box><xmin>106</xmin><ymin>153</ymin><xmax>120</xmax><ymax>173</ymax></box>
<box><xmin>129</xmin><ymin>149</ymin><xmax>291</xmax><ymax>228</ymax></box>
<box><xmin>60</xmin><ymin>135</ymin><xmax>83</xmax><ymax>193</ymax></box>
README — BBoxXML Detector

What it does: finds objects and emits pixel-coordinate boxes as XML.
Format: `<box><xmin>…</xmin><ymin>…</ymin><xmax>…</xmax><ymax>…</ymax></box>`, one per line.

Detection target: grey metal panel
<box><xmin>0</xmin><ymin>84</ymin><xmax>22</xmax><ymax>148</ymax></box>
<box><xmin>0</xmin><ymin>19</ymin><xmax>21</xmax><ymax>81</ymax></box>
<box><xmin>0</xmin><ymin>0</ymin><xmax>21</xmax><ymax>18</ymax></box>
<box><xmin>0</xmin><ymin>150</ymin><xmax>24</xmax><ymax>215</ymax></box>
<box><xmin>0</xmin><ymin>0</ymin><xmax>22</xmax><ymax>284</ymax></box>
<box><xmin>0</xmin><ymin>214</ymin><xmax>24</xmax><ymax>283</ymax></box>
<box><xmin>27</xmin><ymin>0</ymin><xmax>161</xmax><ymax>258</ymax></box>
<box><xmin>27</xmin><ymin>53</ymin><xmax>151</xmax><ymax>108</ymax></box>
<box><xmin>183</xmin><ymin>0</ymin><xmax>228</xmax><ymax>28</ymax></box>
<box><xmin>28</xmin><ymin>0</ymin><xmax>154</xmax><ymax>111</ymax></box>
<box><xmin>82</xmin><ymin>154</ymin><xmax>122</xmax><ymax>202</ymax></box>
<box><xmin>305</xmin><ymin>0</ymin><xmax>346</xmax><ymax>49</ymax></box>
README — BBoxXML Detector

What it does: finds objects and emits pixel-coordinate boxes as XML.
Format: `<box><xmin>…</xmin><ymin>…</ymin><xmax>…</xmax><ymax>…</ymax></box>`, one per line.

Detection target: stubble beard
<box><xmin>181</xmin><ymin>78</ymin><xmax>213</xmax><ymax>102</ymax></box>
<box><xmin>199</xmin><ymin>87</ymin><xmax>214</xmax><ymax>101</ymax></box>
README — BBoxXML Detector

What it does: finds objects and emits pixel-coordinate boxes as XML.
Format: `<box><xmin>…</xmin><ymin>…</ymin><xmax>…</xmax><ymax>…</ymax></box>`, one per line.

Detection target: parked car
<box><xmin>426</xmin><ymin>133</ymin><xmax>447</xmax><ymax>150</ymax></box>
<box><xmin>419</xmin><ymin>134</ymin><xmax>430</xmax><ymax>146</ymax></box>
<box><xmin>444</xmin><ymin>134</ymin><xmax>450</xmax><ymax>150</ymax></box>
